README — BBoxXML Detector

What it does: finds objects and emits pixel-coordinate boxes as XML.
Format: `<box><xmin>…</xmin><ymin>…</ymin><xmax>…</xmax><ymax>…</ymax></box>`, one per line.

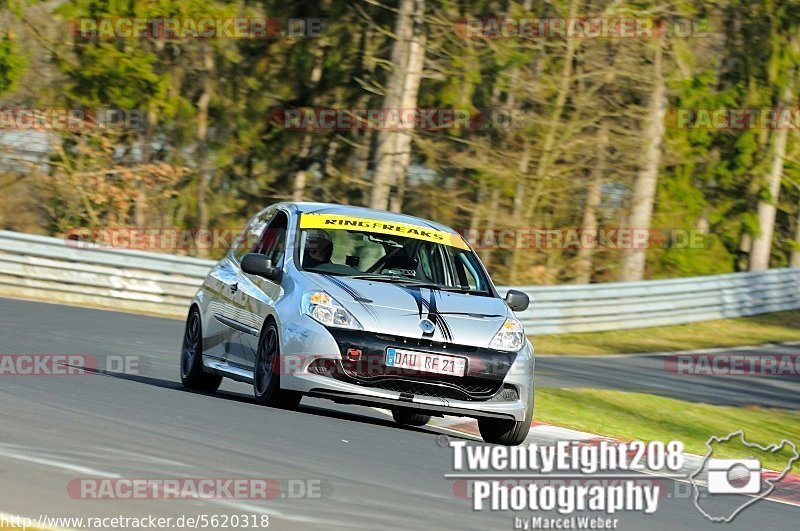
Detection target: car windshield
<box><xmin>296</xmin><ymin>221</ymin><xmax>491</xmax><ymax>294</ymax></box>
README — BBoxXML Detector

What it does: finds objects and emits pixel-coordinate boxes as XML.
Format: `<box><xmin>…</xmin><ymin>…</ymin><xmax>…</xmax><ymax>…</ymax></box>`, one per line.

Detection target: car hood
<box><xmin>308</xmin><ymin>274</ymin><xmax>510</xmax><ymax>348</ymax></box>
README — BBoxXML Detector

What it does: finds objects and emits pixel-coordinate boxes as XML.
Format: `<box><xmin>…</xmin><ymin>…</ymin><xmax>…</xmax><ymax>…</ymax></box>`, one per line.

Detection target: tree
<box><xmin>370</xmin><ymin>0</ymin><xmax>426</xmax><ymax>211</ymax></box>
<box><xmin>620</xmin><ymin>33</ymin><xmax>667</xmax><ymax>282</ymax></box>
<box><xmin>749</xmin><ymin>22</ymin><xmax>799</xmax><ymax>270</ymax></box>
<box><xmin>574</xmin><ymin>124</ymin><xmax>607</xmax><ymax>283</ymax></box>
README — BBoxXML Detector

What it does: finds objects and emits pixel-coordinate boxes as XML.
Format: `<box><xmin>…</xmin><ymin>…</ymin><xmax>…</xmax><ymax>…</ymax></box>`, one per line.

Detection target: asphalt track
<box><xmin>0</xmin><ymin>297</ymin><xmax>798</xmax><ymax>530</ymax></box>
<box><xmin>537</xmin><ymin>345</ymin><xmax>800</xmax><ymax>409</ymax></box>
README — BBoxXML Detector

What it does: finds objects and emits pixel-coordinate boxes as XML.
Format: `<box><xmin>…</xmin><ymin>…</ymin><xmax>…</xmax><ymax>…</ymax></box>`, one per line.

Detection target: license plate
<box><xmin>385</xmin><ymin>348</ymin><xmax>466</xmax><ymax>377</ymax></box>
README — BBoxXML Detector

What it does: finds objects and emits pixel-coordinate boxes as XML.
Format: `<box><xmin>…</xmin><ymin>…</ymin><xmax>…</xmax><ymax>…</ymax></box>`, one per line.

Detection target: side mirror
<box><xmin>505</xmin><ymin>289</ymin><xmax>530</xmax><ymax>312</ymax></box>
<box><xmin>241</xmin><ymin>253</ymin><xmax>281</xmax><ymax>282</ymax></box>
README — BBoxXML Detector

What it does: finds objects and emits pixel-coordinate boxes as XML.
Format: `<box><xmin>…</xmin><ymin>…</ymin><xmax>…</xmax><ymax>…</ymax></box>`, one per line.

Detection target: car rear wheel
<box><xmin>254</xmin><ymin>321</ymin><xmax>302</xmax><ymax>409</ymax></box>
<box><xmin>180</xmin><ymin>308</ymin><xmax>222</xmax><ymax>392</ymax></box>
<box><xmin>391</xmin><ymin>409</ymin><xmax>431</xmax><ymax>427</ymax></box>
<box><xmin>477</xmin><ymin>407</ymin><xmax>532</xmax><ymax>446</ymax></box>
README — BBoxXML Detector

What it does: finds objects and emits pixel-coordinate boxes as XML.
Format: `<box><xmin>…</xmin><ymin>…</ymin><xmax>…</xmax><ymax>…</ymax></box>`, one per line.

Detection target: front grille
<box><xmin>308</xmin><ymin>359</ymin><xmax>518</xmax><ymax>402</ymax></box>
<box><xmin>320</xmin><ymin>328</ymin><xmax>518</xmax><ymax>401</ymax></box>
<box><xmin>362</xmin><ymin>378</ymin><xmax>501</xmax><ymax>401</ymax></box>
<box><xmin>371</xmin><ymin>333</ymin><xmax>480</xmax><ymax>353</ymax></box>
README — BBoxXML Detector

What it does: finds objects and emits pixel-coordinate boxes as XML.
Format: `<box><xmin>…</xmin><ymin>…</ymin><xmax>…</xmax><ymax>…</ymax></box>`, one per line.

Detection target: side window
<box><xmin>416</xmin><ymin>245</ymin><xmax>434</xmax><ymax>281</ymax></box>
<box><xmin>253</xmin><ymin>211</ymin><xmax>288</xmax><ymax>266</ymax></box>
<box><xmin>415</xmin><ymin>243</ymin><xmax>446</xmax><ymax>284</ymax></box>
<box><xmin>442</xmin><ymin>246</ymin><xmax>486</xmax><ymax>290</ymax></box>
<box><xmin>448</xmin><ymin>249</ymin><xmax>487</xmax><ymax>291</ymax></box>
<box><xmin>232</xmin><ymin>209</ymin><xmax>274</xmax><ymax>262</ymax></box>
<box><xmin>455</xmin><ymin>253</ymin><xmax>481</xmax><ymax>290</ymax></box>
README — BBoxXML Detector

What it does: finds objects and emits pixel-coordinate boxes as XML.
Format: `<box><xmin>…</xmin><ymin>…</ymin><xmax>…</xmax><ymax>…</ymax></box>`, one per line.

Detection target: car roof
<box><xmin>278</xmin><ymin>202</ymin><xmax>458</xmax><ymax>234</ymax></box>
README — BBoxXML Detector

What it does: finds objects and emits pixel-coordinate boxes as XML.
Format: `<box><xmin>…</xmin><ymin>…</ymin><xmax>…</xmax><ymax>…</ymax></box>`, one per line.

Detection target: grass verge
<box><xmin>537</xmin><ymin>388</ymin><xmax>800</xmax><ymax>473</ymax></box>
<box><xmin>533</xmin><ymin>310</ymin><xmax>800</xmax><ymax>355</ymax></box>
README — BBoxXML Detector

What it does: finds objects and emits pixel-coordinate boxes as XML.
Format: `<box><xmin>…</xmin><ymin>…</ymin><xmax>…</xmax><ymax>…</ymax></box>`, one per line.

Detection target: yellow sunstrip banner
<box><xmin>300</xmin><ymin>214</ymin><xmax>470</xmax><ymax>250</ymax></box>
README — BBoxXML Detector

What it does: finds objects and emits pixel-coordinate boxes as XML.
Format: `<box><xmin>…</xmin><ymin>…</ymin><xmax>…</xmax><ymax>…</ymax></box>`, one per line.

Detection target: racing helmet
<box><xmin>303</xmin><ymin>229</ymin><xmax>334</xmax><ymax>267</ymax></box>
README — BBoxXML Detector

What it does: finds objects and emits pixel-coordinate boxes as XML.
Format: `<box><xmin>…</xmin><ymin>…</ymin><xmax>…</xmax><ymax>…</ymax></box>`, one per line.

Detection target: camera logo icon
<box><xmin>706</xmin><ymin>458</ymin><xmax>761</xmax><ymax>494</ymax></box>
<box><xmin>690</xmin><ymin>431</ymin><xmax>799</xmax><ymax>522</ymax></box>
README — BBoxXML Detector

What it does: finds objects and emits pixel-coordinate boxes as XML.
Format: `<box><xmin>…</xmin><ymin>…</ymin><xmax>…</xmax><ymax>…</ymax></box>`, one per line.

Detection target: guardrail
<box><xmin>0</xmin><ymin>230</ymin><xmax>213</xmax><ymax>319</ymax></box>
<box><xmin>514</xmin><ymin>269</ymin><xmax>800</xmax><ymax>334</ymax></box>
<box><xmin>1</xmin><ymin>230</ymin><xmax>799</xmax><ymax>334</ymax></box>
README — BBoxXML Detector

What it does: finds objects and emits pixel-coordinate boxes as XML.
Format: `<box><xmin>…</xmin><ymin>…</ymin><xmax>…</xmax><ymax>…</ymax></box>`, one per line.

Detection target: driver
<box><xmin>302</xmin><ymin>229</ymin><xmax>334</xmax><ymax>268</ymax></box>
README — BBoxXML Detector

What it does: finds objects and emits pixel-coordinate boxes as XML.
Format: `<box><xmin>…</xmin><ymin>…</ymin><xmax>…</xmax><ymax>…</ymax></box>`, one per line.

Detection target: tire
<box><xmin>392</xmin><ymin>409</ymin><xmax>431</xmax><ymax>427</ymax></box>
<box><xmin>254</xmin><ymin>321</ymin><xmax>302</xmax><ymax>409</ymax></box>
<box><xmin>180</xmin><ymin>308</ymin><xmax>222</xmax><ymax>392</ymax></box>
<box><xmin>477</xmin><ymin>406</ymin><xmax>532</xmax><ymax>446</ymax></box>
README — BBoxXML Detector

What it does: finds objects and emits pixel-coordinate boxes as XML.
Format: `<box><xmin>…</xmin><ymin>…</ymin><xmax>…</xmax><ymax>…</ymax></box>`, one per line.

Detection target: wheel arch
<box><xmin>186</xmin><ymin>303</ymin><xmax>204</xmax><ymax>356</ymax></box>
<box><xmin>260</xmin><ymin>312</ymin><xmax>278</xmax><ymax>337</ymax></box>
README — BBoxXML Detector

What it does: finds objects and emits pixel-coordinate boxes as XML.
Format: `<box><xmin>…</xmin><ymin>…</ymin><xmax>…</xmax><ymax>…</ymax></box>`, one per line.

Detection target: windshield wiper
<box><xmin>438</xmin><ymin>286</ymin><xmax>485</xmax><ymax>294</ymax></box>
<box><xmin>349</xmin><ymin>275</ymin><xmax>439</xmax><ymax>288</ymax></box>
<box><xmin>347</xmin><ymin>274</ymin><xmax>429</xmax><ymax>285</ymax></box>
<box><xmin>347</xmin><ymin>275</ymin><xmax>483</xmax><ymax>293</ymax></box>
<box><xmin>346</xmin><ymin>274</ymin><xmax>393</xmax><ymax>280</ymax></box>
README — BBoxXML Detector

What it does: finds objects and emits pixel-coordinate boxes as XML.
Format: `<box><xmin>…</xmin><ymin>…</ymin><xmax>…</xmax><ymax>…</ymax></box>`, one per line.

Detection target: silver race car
<box><xmin>180</xmin><ymin>202</ymin><xmax>534</xmax><ymax>445</ymax></box>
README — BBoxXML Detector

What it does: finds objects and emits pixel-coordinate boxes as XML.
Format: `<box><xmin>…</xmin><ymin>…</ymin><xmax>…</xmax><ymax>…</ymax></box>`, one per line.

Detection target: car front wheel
<box><xmin>254</xmin><ymin>321</ymin><xmax>302</xmax><ymax>409</ymax></box>
<box><xmin>392</xmin><ymin>409</ymin><xmax>431</xmax><ymax>427</ymax></box>
<box><xmin>477</xmin><ymin>406</ymin><xmax>532</xmax><ymax>446</ymax></box>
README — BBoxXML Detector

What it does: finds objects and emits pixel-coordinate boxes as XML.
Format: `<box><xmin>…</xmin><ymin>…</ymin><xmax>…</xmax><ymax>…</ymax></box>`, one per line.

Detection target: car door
<box><xmin>225</xmin><ymin>209</ymin><xmax>288</xmax><ymax>369</ymax></box>
<box><xmin>210</xmin><ymin>209</ymin><xmax>274</xmax><ymax>366</ymax></box>
<box><xmin>202</xmin><ymin>257</ymin><xmax>242</xmax><ymax>362</ymax></box>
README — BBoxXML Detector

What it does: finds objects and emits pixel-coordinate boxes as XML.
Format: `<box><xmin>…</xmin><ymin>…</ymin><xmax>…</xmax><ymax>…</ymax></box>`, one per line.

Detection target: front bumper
<box><xmin>279</xmin><ymin>318</ymin><xmax>534</xmax><ymax>422</ymax></box>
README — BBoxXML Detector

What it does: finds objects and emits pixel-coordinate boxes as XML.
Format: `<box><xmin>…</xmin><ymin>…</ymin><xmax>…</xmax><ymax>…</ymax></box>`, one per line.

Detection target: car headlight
<box><xmin>489</xmin><ymin>318</ymin><xmax>525</xmax><ymax>352</ymax></box>
<box><xmin>301</xmin><ymin>291</ymin><xmax>362</xmax><ymax>330</ymax></box>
